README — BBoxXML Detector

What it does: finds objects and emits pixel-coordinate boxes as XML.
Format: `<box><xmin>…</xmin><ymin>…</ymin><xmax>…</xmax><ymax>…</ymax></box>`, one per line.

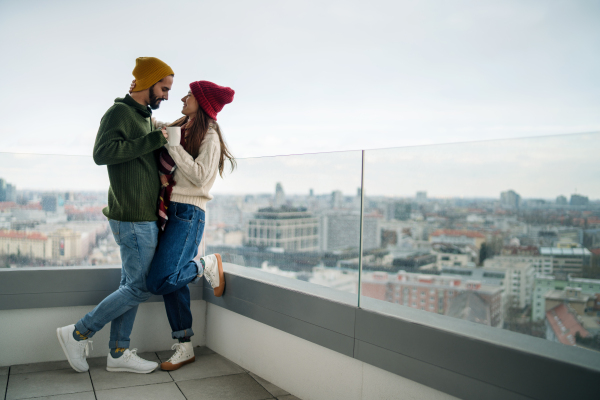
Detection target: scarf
<box><xmin>157</xmin><ymin>125</ymin><xmax>187</xmax><ymax>232</ymax></box>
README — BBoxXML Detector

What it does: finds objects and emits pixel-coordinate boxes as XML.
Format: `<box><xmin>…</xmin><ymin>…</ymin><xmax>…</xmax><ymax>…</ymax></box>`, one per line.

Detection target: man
<box><xmin>57</xmin><ymin>57</ymin><xmax>173</xmax><ymax>374</ymax></box>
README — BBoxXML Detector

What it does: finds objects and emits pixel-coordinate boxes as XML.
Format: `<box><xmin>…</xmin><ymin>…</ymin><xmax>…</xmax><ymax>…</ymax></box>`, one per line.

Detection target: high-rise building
<box><xmin>246</xmin><ymin>207</ymin><xmax>319</xmax><ymax>252</ymax></box>
<box><xmin>500</xmin><ymin>190</ymin><xmax>521</xmax><ymax>208</ymax></box>
<box><xmin>319</xmin><ymin>212</ymin><xmax>381</xmax><ymax>252</ymax></box>
<box><xmin>416</xmin><ymin>191</ymin><xmax>427</xmax><ymax>202</ymax></box>
<box><xmin>274</xmin><ymin>182</ymin><xmax>285</xmax><ymax>208</ymax></box>
<box><xmin>570</xmin><ymin>194</ymin><xmax>589</xmax><ymax>206</ymax></box>
<box><xmin>0</xmin><ymin>179</ymin><xmax>17</xmax><ymax>202</ymax></box>
<box><xmin>539</xmin><ymin>247</ymin><xmax>592</xmax><ymax>276</ymax></box>
<box><xmin>482</xmin><ymin>259</ymin><xmax>535</xmax><ymax>309</ymax></box>
<box><xmin>331</xmin><ymin>190</ymin><xmax>343</xmax><ymax>209</ymax></box>
<box><xmin>556</xmin><ymin>195</ymin><xmax>567</xmax><ymax>205</ymax></box>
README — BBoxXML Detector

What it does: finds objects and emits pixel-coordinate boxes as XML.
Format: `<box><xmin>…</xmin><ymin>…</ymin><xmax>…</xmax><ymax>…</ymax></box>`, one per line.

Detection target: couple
<box><xmin>57</xmin><ymin>57</ymin><xmax>234</xmax><ymax>374</ymax></box>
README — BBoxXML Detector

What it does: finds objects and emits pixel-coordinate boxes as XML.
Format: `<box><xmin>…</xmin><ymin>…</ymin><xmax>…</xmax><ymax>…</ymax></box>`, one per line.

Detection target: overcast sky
<box><xmin>0</xmin><ymin>1</ymin><xmax>599</xmax><ymax>197</ymax></box>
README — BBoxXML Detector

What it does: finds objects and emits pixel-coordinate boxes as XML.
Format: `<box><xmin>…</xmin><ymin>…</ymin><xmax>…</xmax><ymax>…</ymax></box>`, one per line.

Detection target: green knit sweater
<box><xmin>93</xmin><ymin>95</ymin><xmax>168</xmax><ymax>222</ymax></box>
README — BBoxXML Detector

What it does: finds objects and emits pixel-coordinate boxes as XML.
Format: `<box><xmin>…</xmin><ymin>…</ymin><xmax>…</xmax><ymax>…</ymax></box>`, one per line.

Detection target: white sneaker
<box><xmin>106</xmin><ymin>349</ymin><xmax>158</xmax><ymax>374</ymax></box>
<box><xmin>56</xmin><ymin>324</ymin><xmax>93</xmax><ymax>373</ymax></box>
<box><xmin>160</xmin><ymin>342</ymin><xmax>196</xmax><ymax>371</ymax></box>
<box><xmin>202</xmin><ymin>253</ymin><xmax>225</xmax><ymax>297</ymax></box>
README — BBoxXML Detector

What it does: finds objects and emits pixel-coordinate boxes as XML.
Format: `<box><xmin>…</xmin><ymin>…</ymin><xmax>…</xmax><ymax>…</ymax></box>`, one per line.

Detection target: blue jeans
<box><xmin>146</xmin><ymin>202</ymin><xmax>205</xmax><ymax>340</ymax></box>
<box><xmin>75</xmin><ymin>220</ymin><xmax>158</xmax><ymax>349</ymax></box>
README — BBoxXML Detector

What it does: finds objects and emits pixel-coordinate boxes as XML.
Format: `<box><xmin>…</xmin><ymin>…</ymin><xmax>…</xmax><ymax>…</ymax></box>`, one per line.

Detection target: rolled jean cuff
<box><xmin>172</xmin><ymin>328</ymin><xmax>194</xmax><ymax>339</ymax></box>
<box><xmin>190</xmin><ymin>259</ymin><xmax>204</xmax><ymax>284</ymax></box>
<box><xmin>109</xmin><ymin>339</ymin><xmax>130</xmax><ymax>350</ymax></box>
<box><xmin>74</xmin><ymin>321</ymin><xmax>95</xmax><ymax>339</ymax></box>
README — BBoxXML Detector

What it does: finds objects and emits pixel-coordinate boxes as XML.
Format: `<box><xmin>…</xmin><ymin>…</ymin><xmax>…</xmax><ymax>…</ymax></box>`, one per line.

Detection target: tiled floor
<box><xmin>2</xmin><ymin>347</ymin><xmax>301</xmax><ymax>400</ymax></box>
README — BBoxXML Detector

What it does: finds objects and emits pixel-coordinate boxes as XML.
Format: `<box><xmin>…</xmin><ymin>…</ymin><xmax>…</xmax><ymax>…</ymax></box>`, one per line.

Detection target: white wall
<box><xmin>206</xmin><ymin>303</ymin><xmax>458</xmax><ymax>400</ymax></box>
<box><xmin>0</xmin><ymin>300</ymin><xmax>206</xmax><ymax>367</ymax></box>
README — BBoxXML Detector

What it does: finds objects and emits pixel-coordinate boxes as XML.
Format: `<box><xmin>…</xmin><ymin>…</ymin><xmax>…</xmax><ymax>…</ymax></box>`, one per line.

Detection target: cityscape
<box><xmin>1</xmin><ymin>170</ymin><xmax>600</xmax><ymax>353</ymax></box>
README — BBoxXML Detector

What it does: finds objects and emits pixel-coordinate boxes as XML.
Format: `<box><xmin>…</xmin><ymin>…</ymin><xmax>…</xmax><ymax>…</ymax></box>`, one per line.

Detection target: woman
<box><xmin>143</xmin><ymin>80</ymin><xmax>236</xmax><ymax>371</ymax></box>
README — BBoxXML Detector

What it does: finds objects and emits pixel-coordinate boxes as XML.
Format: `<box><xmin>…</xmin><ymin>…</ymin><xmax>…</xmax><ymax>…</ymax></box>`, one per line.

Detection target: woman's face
<box><xmin>181</xmin><ymin>90</ymin><xmax>199</xmax><ymax>116</ymax></box>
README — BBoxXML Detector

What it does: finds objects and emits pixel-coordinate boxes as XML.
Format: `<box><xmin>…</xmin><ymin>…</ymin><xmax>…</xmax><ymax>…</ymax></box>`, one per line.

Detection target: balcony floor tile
<box><xmin>18</xmin><ymin>392</ymin><xmax>96</xmax><ymax>400</ymax></box>
<box><xmin>168</xmin><ymin>353</ymin><xmax>245</xmax><ymax>382</ymax></box>
<box><xmin>5</xmin><ymin>369</ymin><xmax>93</xmax><ymax>400</ymax></box>
<box><xmin>249</xmin><ymin>372</ymin><xmax>289</xmax><ymax>397</ymax></box>
<box><xmin>95</xmin><ymin>382</ymin><xmax>186</xmax><ymax>400</ymax></box>
<box><xmin>88</xmin><ymin>352</ymin><xmax>173</xmax><ymax>391</ymax></box>
<box><xmin>176</xmin><ymin>373</ymin><xmax>273</xmax><ymax>400</ymax></box>
<box><xmin>1</xmin><ymin>374</ymin><xmax>7</xmax><ymax>399</ymax></box>
<box><xmin>10</xmin><ymin>360</ymin><xmax>71</xmax><ymax>375</ymax></box>
<box><xmin>3</xmin><ymin>346</ymin><xmax>302</xmax><ymax>400</ymax></box>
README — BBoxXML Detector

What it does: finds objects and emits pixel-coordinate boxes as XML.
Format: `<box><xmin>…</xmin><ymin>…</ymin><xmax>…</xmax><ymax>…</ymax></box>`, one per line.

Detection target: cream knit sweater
<box><xmin>166</xmin><ymin>126</ymin><xmax>221</xmax><ymax>211</ymax></box>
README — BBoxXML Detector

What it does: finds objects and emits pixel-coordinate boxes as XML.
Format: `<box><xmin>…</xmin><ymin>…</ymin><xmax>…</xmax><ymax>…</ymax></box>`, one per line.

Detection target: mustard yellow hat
<box><xmin>131</xmin><ymin>57</ymin><xmax>174</xmax><ymax>92</ymax></box>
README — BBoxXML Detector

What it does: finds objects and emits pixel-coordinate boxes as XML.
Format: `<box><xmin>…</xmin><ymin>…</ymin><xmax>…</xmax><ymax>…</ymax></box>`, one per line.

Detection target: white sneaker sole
<box><xmin>56</xmin><ymin>327</ymin><xmax>86</xmax><ymax>373</ymax></box>
<box><xmin>106</xmin><ymin>365</ymin><xmax>158</xmax><ymax>374</ymax></box>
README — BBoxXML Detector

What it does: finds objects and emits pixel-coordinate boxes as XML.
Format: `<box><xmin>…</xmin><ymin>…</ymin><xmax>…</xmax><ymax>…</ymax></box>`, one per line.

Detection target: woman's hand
<box><xmin>129</xmin><ymin>79</ymin><xmax>136</xmax><ymax>94</ymax></box>
<box><xmin>161</xmin><ymin>127</ymin><xmax>168</xmax><ymax>139</ymax></box>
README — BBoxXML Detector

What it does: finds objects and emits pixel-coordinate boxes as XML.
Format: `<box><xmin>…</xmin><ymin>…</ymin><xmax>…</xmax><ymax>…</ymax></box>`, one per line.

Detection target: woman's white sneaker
<box><xmin>202</xmin><ymin>253</ymin><xmax>225</xmax><ymax>297</ymax></box>
<box><xmin>56</xmin><ymin>324</ymin><xmax>93</xmax><ymax>373</ymax></box>
<box><xmin>160</xmin><ymin>342</ymin><xmax>195</xmax><ymax>371</ymax></box>
<box><xmin>106</xmin><ymin>349</ymin><xmax>158</xmax><ymax>373</ymax></box>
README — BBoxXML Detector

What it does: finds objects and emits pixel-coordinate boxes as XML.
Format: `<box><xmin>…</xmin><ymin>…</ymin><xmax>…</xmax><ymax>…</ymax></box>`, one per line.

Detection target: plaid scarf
<box><xmin>157</xmin><ymin>126</ymin><xmax>186</xmax><ymax>232</ymax></box>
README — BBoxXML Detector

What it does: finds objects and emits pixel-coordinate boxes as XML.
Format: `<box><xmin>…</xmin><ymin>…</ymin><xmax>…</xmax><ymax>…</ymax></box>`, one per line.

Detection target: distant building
<box><xmin>0</xmin><ymin>230</ymin><xmax>52</xmax><ymax>260</ymax></box>
<box><xmin>539</xmin><ymin>247</ymin><xmax>592</xmax><ymax>276</ymax></box>
<box><xmin>545</xmin><ymin>303</ymin><xmax>589</xmax><ymax>346</ymax></box>
<box><xmin>320</xmin><ymin>212</ymin><xmax>381</xmax><ymax>252</ymax></box>
<box><xmin>274</xmin><ymin>182</ymin><xmax>285</xmax><ymax>208</ymax></box>
<box><xmin>246</xmin><ymin>207</ymin><xmax>319</xmax><ymax>252</ymax></box>
<box><xmin>556</xmin><ymin>195</ymin><xmax>568</xmax><ymax>206</ymax></box>
<box><xmin>544</xmin><ymin>287</ymin><xmax>595</xmax><ymax>317</ymax></box>
<box><xmin>0</xmin><ymin>179</ymin><xmax>17</xmax><ymax>203</ymax></box>
<box><xmin>532</xmin><ymin>275</ymin><xmax>600</xmax><ymax>321</ymax></box>
<box><xmin>416</xmin><ymin>191</ymin><xmax>427</xmax><ymax>202</ymax></box>
<box><xmin>570</xmin><ymin>194</ymin><xmax>589</xmax><ymax>206</ymax></box>
<box><xmin>361</xmin><ymin>271</ymin><xmax>503</xmax><ymax>327</ymax></box>
<box><xmin>429</xmin><ymin>229</ymin><xmax>486</xmax><ymax>251</ymax></box>
<box><xmin>41</xmin><ymin>195</ymin><xmax>58</xmax><ymax>212</ymax></box>
<box><xmin>482</xmin><ymin>259</ymin><xmax>535</xmax><ymax>309</ymax></box>
<box><xmin>433</xmin><ymin>244</ymin><xmax>472</xmax><ymax>269</ymax></box>
<box><xmin>500</xmin><ymin>190</ymin><xmax>521</xmax><ymax>209</ymax></box>
<box><xmin>331</xmin><ymin>191</ymin><xmax>343</xmax><ymax>209</ymax></box>
<box><xmin>486</xmin><ymin>253</ymin><xmax>552</xmax><ymax>276</ymax></box>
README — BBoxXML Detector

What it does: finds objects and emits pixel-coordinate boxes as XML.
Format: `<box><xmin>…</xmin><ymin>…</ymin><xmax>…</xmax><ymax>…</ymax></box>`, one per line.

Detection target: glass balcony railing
<box><xmin>1</xmin><ymin>131</ymin><xmax>600</xmax><ymax>356</ymax></box>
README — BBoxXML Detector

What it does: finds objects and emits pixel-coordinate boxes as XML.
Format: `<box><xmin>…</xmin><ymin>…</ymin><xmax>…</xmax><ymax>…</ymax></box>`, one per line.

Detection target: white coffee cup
<box><xmin>166</xmin><ymin>127</ymin><xmax>181</xmax><ymax>146</ymax></box>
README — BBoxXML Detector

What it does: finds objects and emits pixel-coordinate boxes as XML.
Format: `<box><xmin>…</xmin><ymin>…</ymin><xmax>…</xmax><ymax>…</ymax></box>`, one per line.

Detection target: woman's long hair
<box><xmin>169</xmin><ymin>108</ymin><xmax>236</xmax><ymax>177</ymax></box>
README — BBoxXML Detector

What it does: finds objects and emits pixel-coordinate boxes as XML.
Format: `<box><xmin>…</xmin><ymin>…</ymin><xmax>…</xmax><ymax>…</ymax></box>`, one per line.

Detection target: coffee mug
<box><xmin>166</xmin><ymin>127</ymin><xmax>181</xmax><ymax>146</ymax></box>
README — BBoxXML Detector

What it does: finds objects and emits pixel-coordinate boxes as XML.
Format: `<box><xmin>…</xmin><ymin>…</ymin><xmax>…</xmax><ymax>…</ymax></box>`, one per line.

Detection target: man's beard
<box><xmin>149</xmin><ymin>85</ymin><xmax>163</xmax><ymax>110</ymax></box>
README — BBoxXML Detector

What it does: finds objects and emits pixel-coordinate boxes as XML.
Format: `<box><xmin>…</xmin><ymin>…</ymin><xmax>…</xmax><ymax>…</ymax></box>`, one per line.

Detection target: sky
<box><xmin>0</xmin><ymin>0</ymin><xmax>599</xmax><ymax>196</ymax></box>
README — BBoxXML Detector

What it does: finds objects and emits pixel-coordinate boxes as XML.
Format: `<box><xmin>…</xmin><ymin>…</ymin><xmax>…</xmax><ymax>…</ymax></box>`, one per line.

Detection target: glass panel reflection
<box><xmin>361</xmin><ymin>132</ymin><xmax>600</xmax><ymax>352</ymax></box>
<box><xmin>206</xmin><ymin>151</ymin><xmax>362</xmax><ymax>298</ymax></box>
<box><xmin>0</xmin><ymin>153</ymin><xmax>113</xmax><ymax>267</ymax></box>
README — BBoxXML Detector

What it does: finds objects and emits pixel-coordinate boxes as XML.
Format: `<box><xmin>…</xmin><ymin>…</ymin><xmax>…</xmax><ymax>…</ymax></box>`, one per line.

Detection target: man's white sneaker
<box><xmin>160</xmin><ymin>342</ymin><xmax>195</xmax><ymax>371</ymax></box>
<box><xmin>202</xmin><ymin>253</ymin><xmax>225</xmax><ymax>297</ymax></box>
<box><xmin>106</xmin><ymin>349</ymin><xmax>158</xmax><ymax>374</ymax></box>
<box><xmin>56</xmin><ymin>324</ymin><xmax>93</xmax><ymax>373</ymax></box>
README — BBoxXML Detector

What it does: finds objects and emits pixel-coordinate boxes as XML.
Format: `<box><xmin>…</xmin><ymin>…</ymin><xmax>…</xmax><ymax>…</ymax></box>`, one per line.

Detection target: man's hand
<box><xmin>161</xmin><ymin>127</ymin><xmax>168</xmax><ymax>139</ymax></box>
<box><xmin>129</xmin><ymin>79</ymin><xmax>136</xmax><ymax>94</ymax></box>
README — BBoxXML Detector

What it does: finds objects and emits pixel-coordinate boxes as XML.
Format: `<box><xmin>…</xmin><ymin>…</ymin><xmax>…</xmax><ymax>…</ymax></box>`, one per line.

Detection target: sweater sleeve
<box><xmin>166</xmin><ymin>139</ymin><xmax>221</xmax><ymax>188</ymax></box>
<box><xmin>93</xmin><ymin>108</ymin><xmax>168</xmax><ymax>166</ymax></box>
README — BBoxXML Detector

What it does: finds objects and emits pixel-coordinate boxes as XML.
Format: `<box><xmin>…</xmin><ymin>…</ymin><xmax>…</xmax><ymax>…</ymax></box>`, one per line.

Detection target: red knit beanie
<box><xmin>189</xmin><ymin>81</ymin><xmax>235</xmax><ymax>121</ymax></box>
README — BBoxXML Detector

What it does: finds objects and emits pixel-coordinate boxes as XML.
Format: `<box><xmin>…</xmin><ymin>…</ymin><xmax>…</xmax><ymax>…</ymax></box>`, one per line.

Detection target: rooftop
<box><xmin>1</xmin><ymin>346</ymin><xmax>300</xmax><ymax>400</ymax></box>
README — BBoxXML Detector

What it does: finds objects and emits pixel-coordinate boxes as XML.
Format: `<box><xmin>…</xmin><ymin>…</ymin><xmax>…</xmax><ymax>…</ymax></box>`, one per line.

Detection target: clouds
<box><xmin>0</xmin><ymin>1</ymin><xmax>599</xmax><ymax>166</ymax></box>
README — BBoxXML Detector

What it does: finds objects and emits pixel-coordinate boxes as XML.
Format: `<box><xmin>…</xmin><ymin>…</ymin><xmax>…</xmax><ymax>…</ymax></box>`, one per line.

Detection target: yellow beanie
<box><xmin>131</xmin><ymin>57</ymin><xmax>174</xmax><ymax>92</ymax></box>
